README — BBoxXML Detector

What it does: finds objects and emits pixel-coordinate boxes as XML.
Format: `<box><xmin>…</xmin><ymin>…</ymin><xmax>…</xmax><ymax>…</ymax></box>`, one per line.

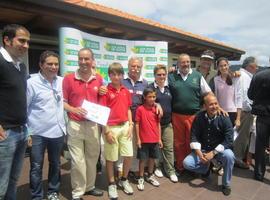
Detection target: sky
<box><xmin>90</xmin><ymin>0</ymin><xmax>270</xmax><ymax>66</ymax></box>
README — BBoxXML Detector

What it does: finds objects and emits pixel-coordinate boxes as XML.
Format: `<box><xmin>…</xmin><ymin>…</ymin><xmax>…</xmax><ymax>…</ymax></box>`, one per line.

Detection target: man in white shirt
<box><xmin>234</xmin><ymin>57</ymin><xmax>258</xmax><ymax>169</ymax></box>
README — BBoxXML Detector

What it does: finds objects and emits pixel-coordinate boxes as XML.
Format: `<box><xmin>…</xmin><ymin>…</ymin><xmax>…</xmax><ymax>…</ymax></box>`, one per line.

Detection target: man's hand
<box><xmin>105</xmin><ymin>132</ymin><xmax>116</xmax><ymax>144</ymax></box>
<box><xmin>155</xmin><ymin>103</ymin><xmax>163</xmax><ymax>118</ymax></box>
<box><xmin>158</xmin><ymin>140</ymin><xmax>163</xmax><ymax>148</ymax></box>
<box><xmin>137</xmin><ymin>138</ymin><xmax>142</xmax><ymax>149</ymax></box>
<box><xmin>217</xmin><ymin>106</ymin><xmax>229</xmax><ymax>117</ymax></box>
<box><xmin>0</xmin><ymin>125</ymin><xmax>6</xmax><ymax>141</ymax></box>
<box><xmin>127</xmin><ymin>124</ymin><xmax>133</xmax><ymax>140</ymax></box>
<box><xmin>72</xmin><ymin>107</ymin><xmax>87</xmax><ymax>116</ymax></box>
<box><xmin>195</xmin><ymin>149</ymin><xmax>208</xmax><ymax>164</ymax></box>
<box><xmin>27</xmin><ymin>135</ymin><xmax>32</xmax><ymax>147</ymax></box>
<box><xmin>99</xmin><ymin>86</ymin><xmax>108</xmax><ymax>96</ymax></box>
<box><xmin>203</xmin><ymin>151</ymin><xmax>215</xmax><ymax>161</ymax></box>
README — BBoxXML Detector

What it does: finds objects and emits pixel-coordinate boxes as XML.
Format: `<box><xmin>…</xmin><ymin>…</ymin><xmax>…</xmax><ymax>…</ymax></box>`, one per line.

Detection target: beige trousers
<box><xmin>67</xmin><ymin>120</ymin><xmax>100</xmax><ymax>199</ymax></box>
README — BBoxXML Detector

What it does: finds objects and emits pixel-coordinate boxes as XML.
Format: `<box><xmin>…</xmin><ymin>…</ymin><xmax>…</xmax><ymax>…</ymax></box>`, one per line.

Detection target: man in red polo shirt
<box><xmin>63</xmin><ymin>48</ymin><xmax>103</xmax><ymax>200</ymax></box>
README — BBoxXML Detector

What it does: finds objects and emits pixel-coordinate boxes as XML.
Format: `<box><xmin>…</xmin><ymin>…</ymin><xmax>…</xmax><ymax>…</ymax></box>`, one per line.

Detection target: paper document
<box><xmin>81</xmin><ymin>100</ymin><xmax>110</xmax><ymax>126</ymax></box>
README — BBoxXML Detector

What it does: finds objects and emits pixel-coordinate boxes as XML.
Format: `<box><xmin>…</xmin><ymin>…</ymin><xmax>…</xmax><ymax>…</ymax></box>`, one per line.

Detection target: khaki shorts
<box><xmin>103</xmin><ymin>122</ymin><xmax>133</xmax><ymax>161</ymax></box>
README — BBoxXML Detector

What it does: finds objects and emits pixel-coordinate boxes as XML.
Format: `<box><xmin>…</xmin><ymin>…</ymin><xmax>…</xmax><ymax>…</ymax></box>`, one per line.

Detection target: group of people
<box><xmin>0</xmin><ymin>23</ymin><xmax>270</xmax><ymax>200</ymax></box>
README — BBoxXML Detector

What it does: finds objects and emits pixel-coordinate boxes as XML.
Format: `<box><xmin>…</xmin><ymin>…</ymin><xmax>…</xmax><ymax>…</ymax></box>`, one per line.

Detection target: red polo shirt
<box><xmin>100</xmin><ymin>83</ymin><xmax>132</xmax><ymax>125</ymax></box>
<box><xmin>63</xmin><ymin>71</ymin><xmax>103</xmax><ymax>121</ymax></box>
<box><xmin>135</xmin><ymin>105</ymin><xmax>160</xmax><ymax>143</ymax></box>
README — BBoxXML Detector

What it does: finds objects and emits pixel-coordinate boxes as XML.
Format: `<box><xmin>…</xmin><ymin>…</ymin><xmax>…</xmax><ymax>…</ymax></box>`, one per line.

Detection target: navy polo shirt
<box><xmin>122</xmin><ymin>77</ymin><xmax>148</xmax><ymax>121</ymax></box>
<box><xmin>149</xmin><ymin>82</ymin><xmax>172</xmax><ymax>126</ymax></box>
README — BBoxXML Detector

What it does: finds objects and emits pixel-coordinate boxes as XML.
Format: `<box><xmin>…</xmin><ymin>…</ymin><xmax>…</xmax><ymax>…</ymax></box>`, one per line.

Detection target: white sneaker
<box><xmin>119</xmin><ymin>179</ymin><xmax>133</xmax><ymax>195</ymax></box>
<box><xmin>47</xmin><ymin>192</ymin><xmax>59</xmax><ymax>200</ymax></box>
<box><xmin>137</xmin><ymin>177</ymin><xmax>145</xmax><ymax>191</ymax></box>
<box><xmin>108</xmin><ymin>184</ymin><xmax>118</xmax><ymax>199</ymax></box>
<box><xmin>218</xmin><ymin>168</ymin><xmax>224</xmax><ymax>176</ymax></box>
<box><xmin>154</xmin><ymin>168</ymin><xmax>164</xmax><ymax>178</ymax></box>
<box><xmin>146</xmin><ymin>174</ymin><xmax>160</xmax><ymax>187</ymax></box>
<box><xmin>170</xmin><ymin>174</ymin><xmax>178</xmax><ymax>183</ymax></box>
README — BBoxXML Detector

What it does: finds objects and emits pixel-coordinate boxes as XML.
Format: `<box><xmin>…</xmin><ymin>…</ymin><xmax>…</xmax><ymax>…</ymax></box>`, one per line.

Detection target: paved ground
<box><xmin>17</xmin><ymin>154</ymin><xmax>270</xmax><ymax>200</ymax></box>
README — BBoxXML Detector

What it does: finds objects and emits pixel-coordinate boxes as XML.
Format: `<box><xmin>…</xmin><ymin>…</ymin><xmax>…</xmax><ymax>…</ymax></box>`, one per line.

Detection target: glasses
<box><xmin>155</xmin><ymin>73</ymin><xmax>166</xmax><ymax>77</ymax></box>
<box><xmin>53</xmin><ymin>90</ymin><xmax>61</xmax><ymax>103</ymax></box>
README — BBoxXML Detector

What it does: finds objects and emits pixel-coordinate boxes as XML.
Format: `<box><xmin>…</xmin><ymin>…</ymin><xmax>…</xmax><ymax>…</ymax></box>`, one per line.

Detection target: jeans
<box><xmin>0</xmin><ymin>126</ymin><xmax>28</xmax><ymax>200</ymax></box>
<box><xmin>183</xmin><ymin>149</ymin><xmax>235</xmax><ymax>186</ymax></box>
<box><xmin>30</xmin><ymin>135</ymin><xmax>64</xmax><ymax>200</ymax></box>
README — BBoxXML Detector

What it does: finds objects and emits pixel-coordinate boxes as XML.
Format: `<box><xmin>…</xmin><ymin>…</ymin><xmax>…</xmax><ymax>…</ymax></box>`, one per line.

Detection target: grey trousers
<box><xmin>233</xmin><ymin>111</ymin><xmax>254</xmax><ymax>160</ymax></box>
<box><xmin>157</xmin><ymin>123</ymin><xmax>176</xmax><ymax>176</ymax></box>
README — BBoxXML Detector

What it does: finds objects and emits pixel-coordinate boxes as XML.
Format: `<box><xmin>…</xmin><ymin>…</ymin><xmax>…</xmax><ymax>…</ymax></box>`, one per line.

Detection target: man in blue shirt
<box><xmin>27</xmin><ymin>51</ymin><xmax>66</xmax><ymax>200</ymax></box>
<box><xmin>183</xmin><ymin>93</ymin><xmax>235</xmax><ymax>196</ymax></box>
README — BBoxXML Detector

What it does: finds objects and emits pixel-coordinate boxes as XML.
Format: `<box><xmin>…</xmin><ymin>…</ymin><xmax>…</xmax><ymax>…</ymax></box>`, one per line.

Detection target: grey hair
<box><xmin>242</xmin><ymin>56</ymin><xmax>257</xmax><ymax>68</ymax></box>
<box><xmin>128</xmin><ymin>56</ymin><xmax>143</xmax><ymax>67</ymax></box>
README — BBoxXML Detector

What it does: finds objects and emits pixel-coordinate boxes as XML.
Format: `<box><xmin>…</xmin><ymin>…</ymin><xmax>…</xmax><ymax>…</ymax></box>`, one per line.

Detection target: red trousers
<box><xmin>172</xmin><ymin>113</ymin><xmax>195</xmax><ymax>171</ymax></box>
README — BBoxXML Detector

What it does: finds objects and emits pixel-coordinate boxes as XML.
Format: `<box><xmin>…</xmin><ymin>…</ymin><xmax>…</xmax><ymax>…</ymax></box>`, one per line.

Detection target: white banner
<box><xmin>59</xmin><ymin>27</ymin><xmax>168</xmax><ymax>82</ymax></box>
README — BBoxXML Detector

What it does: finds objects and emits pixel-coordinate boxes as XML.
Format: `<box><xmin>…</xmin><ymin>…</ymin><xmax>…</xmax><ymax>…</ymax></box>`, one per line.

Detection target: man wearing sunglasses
<box><xmin>27</xmin><ymin>51</ymin><xmax>66</xmax><ymax>200</ymax></box>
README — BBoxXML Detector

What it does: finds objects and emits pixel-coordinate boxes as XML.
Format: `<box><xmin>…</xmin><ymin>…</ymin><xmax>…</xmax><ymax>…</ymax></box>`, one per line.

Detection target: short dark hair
<box><xmin>143</xmin><ymin>87</ymin><xmax>156</xmax><ymax>97</ymax></box>
<box><xmin>2</xmin><ymin>24</ymin><xmax>29</xmax><ymax>47</ymax></box>
<box><xmin>78</xmin><ymin>47</ymin><xmax>94</xmax><ymax>59</ymax></box>
<box><xmin>153</xmin><ymin>64</ymin><xmax>167</xmax><ymax>75</ymax></box>
<box><xmin>108</xmin><ymin>62</ymin><xmax>124</xmax><ymax>75</ymax></box>
<box><xmin>39</xmin><ymin>50</ymin><xmax>59</xmax><ymax>64</ymax></box>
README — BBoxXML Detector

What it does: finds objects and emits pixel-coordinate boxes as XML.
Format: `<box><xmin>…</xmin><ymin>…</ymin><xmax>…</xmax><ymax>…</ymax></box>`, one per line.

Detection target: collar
<box><xmin>205</xmin><ymin>112</ymin><xmax>217</xmax><ymax>122</ymax></box>
<box><xmin>75</xmin><ymin>70</ymin><xmax>96</xmax><ymax>82</ymax></box>
<box><xmin>154</xmin><ymin>81</ymin><xmax>168</xmax><ymax>88</ymax></box>
<box><xmin>125</xmin><ymin>74</ymin><xmax>144</xmax><ymax>82</ymax></box>
<box><xmin>177</xmin><ymin>68</ymin><xmax>193</xmax><ymax>76</ymax></box>
<box><xmin>107</xmin><ymin>83</ymin><xmax>125</xmax><ymax>91</ymax></box>
<box><xmin>0</xmin><ymin>47</ymin><xmax>22</xmax><ymax>70</ymax></box>
<box><xmin>38</xmin><ymin>71</ymin><xmax>57</xmax><ymax>83</ymax></box>
<box><xmin>0</xmin><ymin>47</ymin><xmax>13</xmax><ymax>62</ymax></box>
<box><xmin>240</xmin><ymin>68</ymin><xmax>253</xmax><ymax>78</ymax></box>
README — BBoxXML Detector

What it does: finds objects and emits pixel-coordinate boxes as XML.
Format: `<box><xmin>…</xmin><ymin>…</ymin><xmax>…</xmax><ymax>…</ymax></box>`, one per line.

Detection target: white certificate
<box><xmin>81</xmin><ymin>100</ymin><xmax>110</xmax><ymax>126</ymax></box>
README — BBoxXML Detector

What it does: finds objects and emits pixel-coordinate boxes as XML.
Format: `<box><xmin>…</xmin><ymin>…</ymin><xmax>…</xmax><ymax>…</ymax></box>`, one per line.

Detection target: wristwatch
<box><xmin>213</xmin><ymin>149</ymin><xmax>218</xmax><ymax>155</ymax></box>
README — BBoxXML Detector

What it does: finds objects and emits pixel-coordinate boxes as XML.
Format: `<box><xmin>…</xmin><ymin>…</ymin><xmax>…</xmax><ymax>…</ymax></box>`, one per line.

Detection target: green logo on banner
<box><xmin>81</xmin><ymin>39</ymin><xmax>100</xmax><ymax>50</ymax></box>
<box><xmin>144</xmin><ymin>73</ymin><xmax>154</xmax><ymax>78</ymax></box>
<box><xmin>159</xmin><ymin>57</ymin><xmax>167</xmax><ymax>61</ymax></box>
<box><xmin>64</xmin><ymin>49</ymin><xmax>78</xmax><ymax>56</ymax></box>
<box><xmin>117</xmin><ymin>55</ymin><xmax>128</xmax><ymax>60</ymax></box>
<box><xmin>104</xmin><ymin>43</ymin><xmax>126</xmax><ymax>53</ymax></box>
<box><xmin>145</xmin><ymin>57</ymin><xmax>157</xmax><ymax>62</ymax></box>
<box><xmin>131</xmin><ymin>46</ymin><xmax>155</xmax><ymax>54</ymax></box>
<box><xmin>64</xmin><ymin>60</ymin><xmax>78</xmax><ymax>66</ymax></box>
<box><xmin>64</xmin><ymin>38</ymin><xmax>79</xmax><ymax>45</ymax></box>
<box><xmin>159</xmin><ymin>49</ymin><xmax>167</xmax><ymax>53</ymax></box>
<box><xmin>103</xmin><ymin>54</ymin><xmax>115</xmax><ymax>60</ymax></box>
<box><xmin>94</xmin><ymin>53</ymin><xmax>102</xmax><ymax>59</ymax></box>
<box><xmin>145</xmin><ymin>65</ymin><xmax>156</xmax><ymax>70</ymax></box>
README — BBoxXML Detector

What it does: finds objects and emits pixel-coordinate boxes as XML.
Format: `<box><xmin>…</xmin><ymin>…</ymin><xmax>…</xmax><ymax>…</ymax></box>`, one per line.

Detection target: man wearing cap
<box><xmin>168</xmin><ymin>53</ymin><xmax>211</xmax><ymax>172</ymax></box>
<box><xmin>197</xmin><ymin>49</ymin><xmax>217</xmax><ymax>84</ymax></box>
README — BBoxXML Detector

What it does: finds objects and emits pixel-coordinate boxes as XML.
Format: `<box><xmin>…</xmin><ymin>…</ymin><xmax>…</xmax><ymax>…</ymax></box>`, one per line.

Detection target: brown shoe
<box><xmin>235</xmin><ymin>159</ymin><xmax>249</xmax><ymax>169</ymax></box>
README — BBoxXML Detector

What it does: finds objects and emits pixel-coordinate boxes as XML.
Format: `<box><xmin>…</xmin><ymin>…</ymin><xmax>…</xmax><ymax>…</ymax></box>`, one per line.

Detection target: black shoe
<box><xmin>254</xmin><ymin>175</ymin><xmax>264</xmax><ymax>182</ymax></box>
<box><xmin>234</xmin><ymin>159</ymin><xmax>249</xmax><ymax>169</ymax></box>
<box><xmin>85</xmin><ymin>188</ymin><xmax>104</xmax><ymax>196</ymax></box>
<box><xmin>72</xmin><ymin>198</ymin><xmax>83</xmax><ymax>200</ymax></box>
<box><xmin>222</xmin><ymin>185</ymin><xmax>231</xmax><ymax>196</ymax></box>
